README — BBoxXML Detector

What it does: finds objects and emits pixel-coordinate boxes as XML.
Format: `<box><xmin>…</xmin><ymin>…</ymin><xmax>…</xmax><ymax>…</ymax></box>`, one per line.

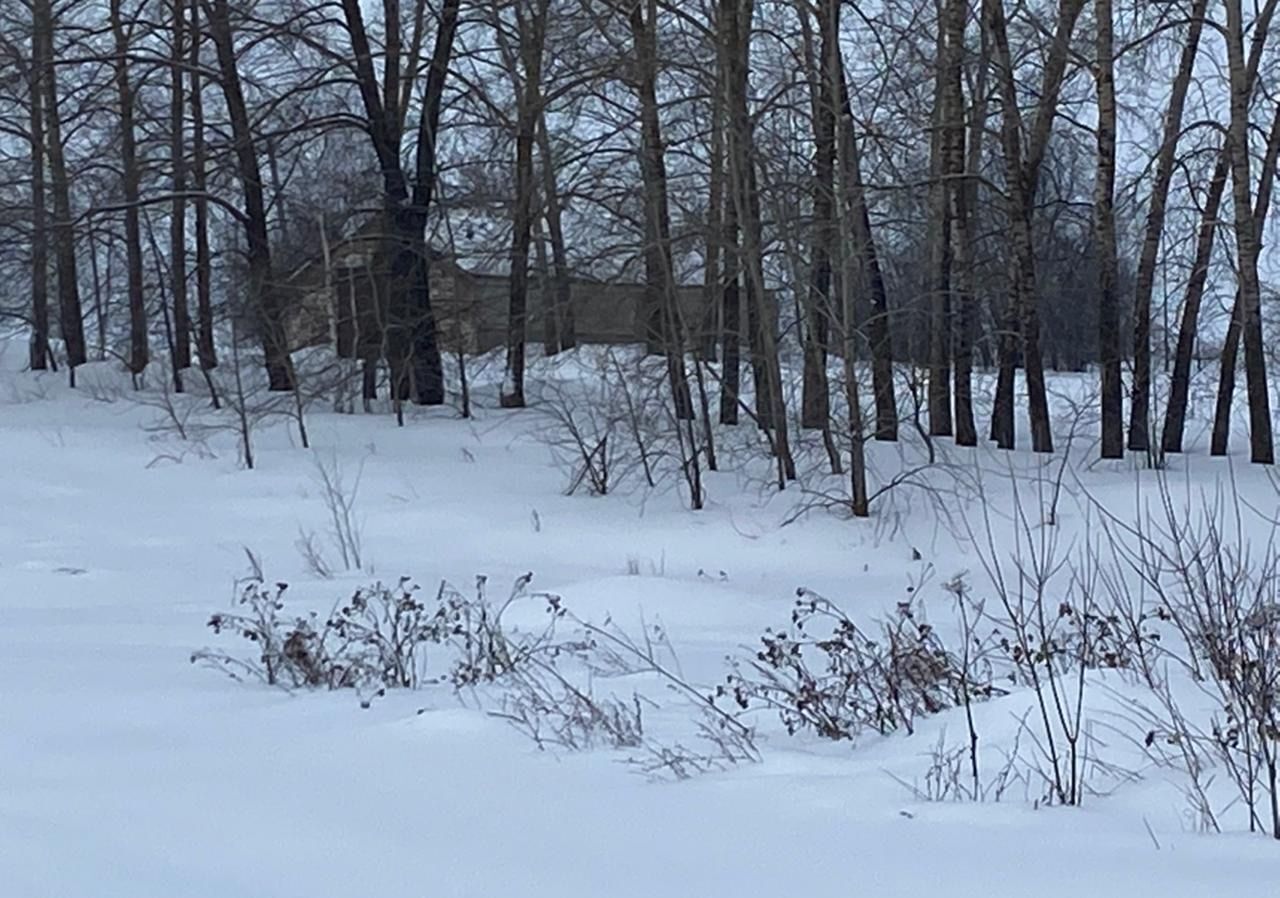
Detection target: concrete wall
<box><xmin>283</xmin><ymin>245</ymin><xmax>723</xmax><ymax>356</ymax></box>
<box><xmin>458</xmin><ymin>274</ymin><xmax>710</xmax><ymax>352</ymax></box>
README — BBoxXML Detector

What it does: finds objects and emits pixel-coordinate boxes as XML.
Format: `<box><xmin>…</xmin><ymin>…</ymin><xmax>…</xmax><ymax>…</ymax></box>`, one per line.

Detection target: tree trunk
<box><xmin>534</xmin><ymin>218</ymin><xmax>555</xmax><ymax>353</ymax></box>
<box><xmin>989</xmin><ymin>296</ymin><xmax>1017</xmax><ymax>447</ymax></box>
<box><xmin>700</xmin><ymin>75</ymin><xmax>725</xmax><ymax>364</ymax></box>
<box><xmin>1162</xmin><ymin>155</ymin><xmax>1226</xmax><ymax>453</ymax></box>
<box><xmin>1210</xmin><ymin>295</ymin><xmax>1244</xmax><ymax>456</ymax></box>
<box><xmin>110</xmin><ymin>0</ymin><xmax>149</xmax><ymax>378</ymax></box>
<box><xmin>1220</xmin><ymin>0</ymin><xmax>1273</xmax><ymax>463</ymax></box>
<box><xmin>170</xmin><ymin>0</ymin><xmax>191</xmax><ymax>374</ymax></box>
<box><xmin>926</xmin><ymin>0</ymin><xmax>954</xmax><ymax>437</ymax></box>
<box><xmin>832</xmin><ymin>23</ymin><xmax>869</xmax><ymax>515</ymax></box>
<box><xmin>90</xmin><ymin>226</ymin><xmax>106</xmax><ymax>359</ymax></box>
<box><xmin>715</xmin><ymin>0</ymin><xmax>739</xmax><ymax>427</ymax></box>
<box><xmin>190</xmin><ymin>0</ymin><xmax>216</xmax><ymax>369</ymax></box>
<box><xmin>1212</xmin><ymin>0</ymin><xmax>1277</xmax><ymax>463</ymax></box>
<box><xmin>340</xmin><ymin>0</ymin><xmax>412</xmax><ymax>401</ymax></box>
<box><xmin>949</xmin><ymin>0</ymin><xmax>977</xmax><ymax>445</ymax></box>
<box><xmin>501</xmin><ymin>114</ymin><xmax>534</xmax><ymax>408</ymax></box>
<box><xmin>744</xmin><ymin>171</ymin><xmax>773</xmax><ymax>429</ymax></box>
<box><xmin>836</xmin><ymin>64</ymin><xmax>897</xmax><ymax>440</ymax></box>
<box><xmin>985</xmin><ymin>0</ymin><xmax>1082</xmax><ymax>453</ymax></box>
<box><xmin>144</xmin><ymin>215</ymin><xmax>184</xmax><ymax>393</ymax></box>
<box><xmin>339</xmin><ymin>0</ymin><xmax>454</xmax><ymax>406</ymax></box>
<box><xmin>29</xmin><ymin>18</ymin><xmax>49</xmax><ymax>371</ymax></box>
<box><xmin>1210</xmin><ymin>82</ymin><xmax>1280</xmax><ymax>456</ymax></box>
<box><xmin>1125</xmin><ymin>0</ymin><xmax>1209</xmax><ymax>451</ymax></box>
<box><xmin>407</xmin><ymin>0</ymin><xmax>459</xmax><ymax>405</ymax></box>
<box><xmin>800</xmin><ymin>0</ymin><xmax>836</xmax><ymax>431</ymax></box>
<box><xmin>986</xmin><ymin>0</ymin><xmax>1020</xmax><ymax>450</ymax></box>
<box><xmin>631</xmin><ymin>0</ymin><xmax>693</xmax><ymax>420</ymax></box>
<box><xmin>536</xmin><ymin>116</ymin><xmax>574</xmax><ymax>353</ymax></box>
<box><xmin>724</xmin><ymin>0</ymin><xmax>793</xmax><ymax>480</ymax></box>
<box><xmin>36</xmin><ymin>0</ymin><xmax>87</xmax><ymax>372</ymax></box>
<box><xmin>500</xmin><ymin>0</ymin><xmax>547</xmax><ymax>409</ymax></box>
<box><xmin>1166</xmin><ymin>1</ymin><xmax>1275</xmax><ymax>453</ymax></box>
<box><xmin>204</xmin><ymin>0</ymin><xmax>291</xmax><ymax>390</ymax></box>
<box><xmin>1095</xmin><ymin>0</ymin><xmax>1122</xmax><ymax>459</ymax></box>
<box><xmin>719</xmin><ymin>187</ymin><xmax>742</xmax><ymax>425</ymax></box>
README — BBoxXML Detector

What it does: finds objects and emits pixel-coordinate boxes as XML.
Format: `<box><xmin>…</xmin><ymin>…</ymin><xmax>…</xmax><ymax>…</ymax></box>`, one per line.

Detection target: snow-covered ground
<box><xmin>2</xmin><ymin>338</ymin><xmax>1278</xmax><ymax>896</ymax></box>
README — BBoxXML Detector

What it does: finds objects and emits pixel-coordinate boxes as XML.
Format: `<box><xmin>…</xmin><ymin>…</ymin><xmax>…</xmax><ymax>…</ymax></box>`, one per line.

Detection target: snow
<box><xmin>2</xmin><ymin>338</ymin><xmax>1279</xmax><ymax>896</ymax></box>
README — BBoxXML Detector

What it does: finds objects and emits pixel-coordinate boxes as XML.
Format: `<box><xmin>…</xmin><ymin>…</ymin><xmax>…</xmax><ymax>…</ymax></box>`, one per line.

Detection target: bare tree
<box><xmin>1126</xmin><ymin>0</ymin><xmax>1209</xmax><ymax>453</ymax></box>
<box><xmin>985</xmin><ymin>0</ymin><xmax>1083</xmax><ymax>453</ymax></box>
<box><xmin>829</xmin><ymin>0</ymin><xmax>867</xmax><ymax>515</ymax></box>
<box><xmin>203</xmin><ymin>0</ymin><xmax>292</xmax><ymax>390</ymax></box>
<box><xmin>926</xmin><ymin>0</ymin><xmax>955</xmax><ymax>438</ymax></box>
<box><xmin>109</xmin><ymin>0</ymin><xmax>149</xmax><ymax>379</ymax></box>
<box><xmin>1160</xmin><ymin>154</ymin><xmax>1225</xmax><ymax>455</ymax></box>
<box><xmin>1094</xmin><ymin>0</ymin><xmax>1122</xmax><ymax>459</ymax></box>
<box><xmin>500</xmin><ymin>0</ymin><xmax>549</xmax><ymax>409</ymax></box>
<box><xmin>337</xmin><ymin>0</ymin><xmax>460</xmax><ymax>406</ymax></box>
<box><xmin>1211</xmin><ymin>0</ymin><xmax>1274</xmax><ymax>464</ymax></box>
<box><xmin>836</xmin><ymin>63</ymin><xmax>897</xmax><ymax>442</ymax></box>
<box><xmin>35</xmin><ymin>0</ymin><xmax>87</xmax><ymax>378</ymax></box>
<box><xmin>1163</xmin><ymin>0</ymin><xmax>1274</xmax><ymax>454</ymax></box>
<box><xmin>27</xmin><ymin>12</ymin><xmax>49</xmax><ymax>370</ymax></box>
<box><xmin>536</xmin><ymin>116</ymin><xmax>575</xmax><ymax>353</ymax></box>
<box><xmin>723</xmin><ymin>0</ymin><xmax>794</xmax><ymax>484</ymax></box>
<box><xmin>189</xmin><ymin>0</ymin><xmax>216</xmax><ymax>372</ymax></box>
<box><xmin>170</xmin><ymin>0</ymin><xmax>191</xmax><ymax>377</ymax></box>
<box><xmin>945</xmin><ymin>0</ymin><xmax>975</xmax><ymax>446</ymax></box>
<box><xmin>800</xmin><ymin>0</ymin><xmax>835</xmax><ymax>433</ymax></box>
<box><xmin>717</xmin><ymin>64</ymin><xmax>742</xmax><ymax>428</ymax></box>
<box><xmin>630</xmin><ymin>0</ymin><xmax>693</xmax><ymax>423</ymax></box>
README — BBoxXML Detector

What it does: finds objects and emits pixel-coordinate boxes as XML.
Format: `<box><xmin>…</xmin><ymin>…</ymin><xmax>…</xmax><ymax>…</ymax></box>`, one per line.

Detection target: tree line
<box><xmin>0</xmin><ymin>0</ymin><xmax>1276</xmax><ymax>488</ymax></box>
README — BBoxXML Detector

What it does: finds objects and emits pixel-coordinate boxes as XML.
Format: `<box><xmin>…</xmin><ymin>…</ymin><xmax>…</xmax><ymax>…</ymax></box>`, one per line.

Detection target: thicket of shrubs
<box><xmin>193</xmin><ymin>473</ymin><xmax>1280</xmax><ymax>836</ymax></box>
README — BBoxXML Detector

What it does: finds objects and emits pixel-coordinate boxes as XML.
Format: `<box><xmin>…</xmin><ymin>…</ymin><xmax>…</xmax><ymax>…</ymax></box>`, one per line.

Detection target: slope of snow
<box><xmin>2</xmin><ymin>342</ymin><xmax>1278</xmax><ymax>896</ymax></box>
